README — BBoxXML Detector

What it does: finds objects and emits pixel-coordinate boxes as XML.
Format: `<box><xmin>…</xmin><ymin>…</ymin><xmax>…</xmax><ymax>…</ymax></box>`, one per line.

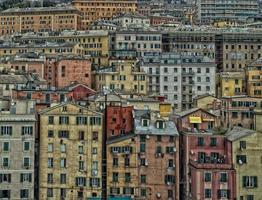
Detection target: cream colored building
<box><xmin>226</xmin><ymin>127</ymin><xmax>262</xmax><ymax>200</ymax></box>
<box><xmin>93</xmin><ymin>59</ymin><xmax>147</xmax><ymax>95</ymax></box>
<box><xmin>39</xmin><ymin>103</ymin><xmax>103</xmax><ymax>200</ymax></box>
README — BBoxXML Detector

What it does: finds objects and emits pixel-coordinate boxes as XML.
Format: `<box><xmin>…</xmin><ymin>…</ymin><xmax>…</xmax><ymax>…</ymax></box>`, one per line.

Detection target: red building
<box><xmin>106</xmin><ymin>105</ymin><xmax>134</xmax><ymax>139</ymax></box>
<box><xmin>180</xmin><ymin>133</ymin><xmax>236</xmax><ymax>200</ymax></box>
<box><xmin>45</xmin><ymin>55</ymin><xmax>92</xmax><ymax>88</ymax></box>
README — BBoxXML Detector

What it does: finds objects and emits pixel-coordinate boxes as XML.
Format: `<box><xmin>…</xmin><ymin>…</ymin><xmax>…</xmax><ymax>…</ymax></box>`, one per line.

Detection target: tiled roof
<box><xmin>226</xmin><ymin>126</ymin><xmax>256</xmax><ymax>141</ymax></box>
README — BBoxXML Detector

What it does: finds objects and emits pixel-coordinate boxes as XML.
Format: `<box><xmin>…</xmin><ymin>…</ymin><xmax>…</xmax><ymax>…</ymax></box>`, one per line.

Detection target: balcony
<box><xmin>183</xmin><ymin>80</ymin><xmax>194</xmax><ymax>86</ymax></box>
<box><xmin>189</xmin><ymin>159</ymin><xmax>233</xmax><ymax>170</ymax></box>
<box><xmin>182</xmin><ymin>71</ymin><xmax>195</xmax><ymax>76</ymax></box>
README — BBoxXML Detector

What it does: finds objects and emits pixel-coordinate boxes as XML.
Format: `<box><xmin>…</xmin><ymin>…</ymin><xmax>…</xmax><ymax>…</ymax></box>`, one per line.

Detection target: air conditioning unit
<box><xmin>156</xmin><ymin>193</ymin><xmax>161</xmax><ymax>198</ymax></box>
<box><xmin>238</xmin><ymin>159</ymin><xmax>243</xmax><ymax>165</ymax></box>
<box><xmin>146</xmin><ymin>135</ymin><xmax>150</xmax><ymax>139</ymax></box>
<box><xmin>173</xmin><ymin>147</ymin><xmax>176</xmax><ymax>152</ymax></box>
<box><xmin>190</xmin><ymin>150</ymin><xmax>194</xmax><ymax>155</ymax></box>
<box><xmin>145</xmin><ymin>160</ymin><xmax>148</xmax><ymax>166</ymax></box>
<box><xmin>167</xmin><ymin>182</ymin><xmax>171</xmax><ymax>185</ymax></box>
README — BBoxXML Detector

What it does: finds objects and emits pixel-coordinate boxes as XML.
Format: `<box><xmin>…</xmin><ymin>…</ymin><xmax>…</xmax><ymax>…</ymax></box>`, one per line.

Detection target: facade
<box><xmin>45</xmin><ymin>55</ymin><xmax>92</xmax><ymax>88</ymax></box>
<box><xmin>0</xmin><ymin>100</ymin><xmax>36</xmax><ymax>199</ymax></box>
<box><xmin>159</xmin><ymin>53</ymin><xmax>216</xmax><ymax>111</ymax></box>
<box><xmin>180</xmin><ymin>132</ymin><xmax>236</xmax><ymax>200</ymax></box>
<box><xmin>0</xmin><ymin>6</ymin><xmax>82</xmax><ymax>35</ymax></box>
<box><xmin>107</xmin><ymin>109</ymin><xmax>180</xmax><ymax>200</ymax></box>
<box><xmin>220</xmin><ymin>72</ymin><xmax>246</xmax><ymax>97</ymax></box>
<box><xmin>106</xmin><ymin>105</ymin><xmax>134</xmax><ymax>139</ymax></box>
<box><xmin>246</xmin><ymin>58</ymin><xmax>262</xmax><ymax>98</ymax></box>
<box><xmin>196</xmin><ymin>0</ymin><xmax>259</xmax><ymax>24</ymax></box>
<box><xmin>193</xmin><ymin>94</ymin><xmax>222</xmax><ymax>111</ymax></box>
<box><xmin>226</xmin><ymin>127</ymin><xmax>262</xmax><ymax>200</ymax></box>
<box><xmin>221</xmin><ymin>96</ymin><xmax>262</xmax><ymax>129</ymax></box>
<box><xmin>114</xmin><ymin>30</ymin><xmax>162</xmax><ymax>57</ymax></box>
<box><xmin>93</xmin><ymin>59</ymin><xmax>147</xmax><ymax>95</ymax></box>
<box><xmin>39</xmin><ymin>103</ymin><xmax>103</xmax><ymax>200</ymax></box>
<box><xmin>72</xmin><ymin>0</ymin><xmax>137</xmax><ymax>29</ymax></box>
<box><xmin>112</xmin><ymin>13</ymin><xmax>150</xmax><ymax>28</ymax></box>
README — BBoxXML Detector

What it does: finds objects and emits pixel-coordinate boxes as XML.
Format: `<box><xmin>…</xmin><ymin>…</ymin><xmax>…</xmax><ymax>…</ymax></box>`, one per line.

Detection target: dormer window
<box><xmin>156</xmin><ymin>120</ymin><xmax>165</xmax><ymax>129</ymax></box>
<box><xmin>142</xmin><ymin>119</ymin><xmax>149</xmax><ymax>127</ymax></box>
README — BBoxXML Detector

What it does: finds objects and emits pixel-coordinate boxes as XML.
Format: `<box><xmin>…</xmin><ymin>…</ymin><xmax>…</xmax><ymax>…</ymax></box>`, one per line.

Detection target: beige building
<box><xmin>93</xmin><ymin>59</ymin><xmax>147</xmax><ymax>95</ymax></box>
<box><xmin>39</xmin><ymin>103</ymin><xmax>103</xmax><ymax>199</ymax></box>
<box><xmin>226</xmin><ymin>127</ymin><xmax>262</xmax><ymax>200</ymax></box>
<box><xmin>0</xmin><ymin>6</ymin><xmax>82</xmax><ymax>35</ymax></box>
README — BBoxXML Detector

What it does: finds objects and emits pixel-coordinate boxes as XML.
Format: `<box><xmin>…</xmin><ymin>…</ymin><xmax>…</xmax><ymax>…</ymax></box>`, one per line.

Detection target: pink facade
<box><xmin>180</xmin><ymin>133</ymin><xmax>236</xmax><ymax>200</ymax></box>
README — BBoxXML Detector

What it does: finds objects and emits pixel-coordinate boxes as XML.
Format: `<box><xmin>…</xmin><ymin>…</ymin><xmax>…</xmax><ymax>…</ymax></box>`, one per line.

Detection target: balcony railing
<box><xmin>189</xmin><ymin>159</ymin><xmax>233</xmax><ymax>170</ymax></box>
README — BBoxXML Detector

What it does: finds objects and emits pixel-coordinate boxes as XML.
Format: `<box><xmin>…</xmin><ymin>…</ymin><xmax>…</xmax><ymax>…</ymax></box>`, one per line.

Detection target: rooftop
<box><xmin>226</xmin><ymin>126</ymin><xmax>256</xmax><ymax>141</ymax></box>
<box><xmin>1</xmin><ymin>6</ymin><xmax>79</xmax><ymax>14</ymax></box>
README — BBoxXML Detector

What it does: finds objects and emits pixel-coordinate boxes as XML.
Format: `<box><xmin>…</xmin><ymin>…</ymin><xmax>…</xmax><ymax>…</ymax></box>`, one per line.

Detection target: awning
<box><xmin>189</xmin><ymin>116</ymin><xmax>202</xmax><ymax>123</ymax></box>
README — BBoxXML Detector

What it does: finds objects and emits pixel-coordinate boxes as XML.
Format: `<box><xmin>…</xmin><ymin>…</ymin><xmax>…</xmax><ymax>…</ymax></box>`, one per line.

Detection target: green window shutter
<box><xmin>254</xmin><ymin>176</ymin><xmax>258</xmax><ymax>187</ymax></box>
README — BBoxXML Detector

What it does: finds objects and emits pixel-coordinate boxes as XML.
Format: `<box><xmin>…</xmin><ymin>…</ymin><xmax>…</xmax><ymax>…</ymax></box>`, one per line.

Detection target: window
<box><xmin>48</xmin><ymin>130</ymin><xmax>54</xmax><ymax>138</ymax></box>
<box><xmin>47</xmin><ymin>143</ymin><xmax>53</xmax><ymax>152</ymax></box>
<box><xmin>92</xmin><ymin>131</ymin><xmax>98</xmax><ymax>141</ymax></box>
<box><xmin>20</xmin><ymin>189</ymin><xmax>29</xmax><ymax>198</ymax></box>
<box><xmin>206</xmin><ymin>68</ymin><xmax>210</xmax><ymax>73</ymax></box>
<box><xmin>165</xmin><ymin>175</ymin><xmax>175</xmax><ymax>184</ymax></box>
<box><xmin>48</xmin><ymin>158</ymin><xmax>53</xmax><ymax>168</ymax></box>
<box><xmin>124</xmin><ymin>157</ymin><xmax>130</xmax><ymax>167</ymax></box>
<box><xmin>79</xmin><ymin>161</ymin><xmax>84</xmax><ymax>171</ymax></box>
<box><xmin>23</xmin><ymin>157</ymin><xmax>30</xmax><ymax>167</ymax></box>
<box><xmin>157</xmin><ymin>135</ymin><xmax>161</xmax><ymax>142</ymax></box>
<box><xmin>168</xmin><ymin>159</ymin><xmax>174</xmax><ymax>168</ymax></box>
<box><xmin>243</xmin><ymin>176</ymin><xmax>258</xmax><ymax>188</ymax></box>
<box><xmin>140</xmin><ymin>175</ymin><xmax>146</xmax><ymax>183</ymax></box>
<box><xmin>217</xmin><ymin>189</ymin><xmax>229</xmax><ymax>198</ymax></box>
<box><xmin>76</xmin><ymin>117</ymin><xmax>87</xmax><ymax>125</ymax></box>
<box><xmin>47</xmin><ymin>188</ymin><xmax>53</xmax><ymax>197</ymax></box>
<box><xmin>197</xmin><ymin>77</ymin><xmax>201</xmax><ymax>82</ymax></box>
<box><xmin>60</xmin><ymin>144</ymin><xmax>66</xmax><ymax>153</ymax></box>
<box><xmin>240</xmin><ymin>141</ymin><xmax>246</xmax><ymax>149</ymax></box>
<box><xmin>142</xmin><ymin>119</ymin><xmax>149</xmax><ymax>127</ymax></box>
<box><xmin>210</xmin><ymin>138</ymin><xmax>217</xmax><ymax>146</ymax></box>
<box><xmin>204</xmin><ymin>172</ymin><xmax>211</xmax><ymax>182</ymax></box>
<box><xmin>23</xmin><ymin>142</ymin><xmax>30</xmax><ymax>151</ymax></box>
<box><xmin>140</xmin><ymin>135</ymin><xmax>146</xmax><ymax>142</ymax></box>
<box><xmin>232</xmin><ymin>112</ymin><xmax>238</xmax><ymax>118</ymax></box>
<box><xmin>197</xmin><ymin>86</ymin><xmax>201</xmax><ymax>91</ymax></box>
<box><xmin>197</xmin><ymin>137</ymin><xmax>204</xmax><ymax>146</ymax></box>
<box><xmin>61</xmin><ymin>189</ymin><xmax>66</xmax><ymax>198</ymax></box>
<box><xmin>20</xmin><ymin>173</ymin><xmax>32</xmax><ymax>182</ymax></box>
<box><xmin>2</xmin><ymin>142</ymin><xmax>9</xmax><ymax>152</ymax></box>
<box><xmin>123</xmin><ymin>187</ymin><xmax>134</xmax><ymax>195</ymax></box>
<box><xmin>0</xmin><ymin>190</ymin><xmax>10</xmax><ymax>198</ymax></box>
<box><xmin>78</xmin><ymin>146</ymin><xmax>84</xmax><ymax>154</ymax></box>
<box><xmin>75</xmin><ymin>177</ymin><xmax>86</xmax><ymax>186</ymax></box>
<box><xmin>113</xmin><ymin>172</ymin><xmax>118</xmax><ymax>182</ymax></box>
<box><xmin>78</xmin><ymin>191</ymin><xmax>83</xmax><ymax>198</ymax></box>
<box><xmin>205</xmin><ymin>189</ymin><xmax>211</xmax><ymax>198</ymax></box>
<box><xmin>48</xmin><ymin>116</ymin><xmax>54</xmax><ymax>124</ymax></box>
<box><xmin>59</xmin><ymin>116</ymin><xmax>69</xmax><ymax>124</ymax></box>
<box><xmin>140</xmin><ymin>188</ymin><xmax>146</xmax><ymax>197</ymax></box>
<box><xmin>140</xmin><ymin>143</ymin><xmax>146</xmax><ymax>152</ymax></box>
<box><xmin>60</xmin><ymin>158</ymin><xmax>66</xmax><ymax>168</ymax></box>
<box><xmin>92</xmin><ymin>147</ymin><xmax>97</xmax><ymax>155</ymax></box>
<box><xmin>58</xmin><ymin>130</ymin><xmax>69</xmax><ymax>138</ymax></box>
<box><xmin>113</xmin><ymin>157</ymin><xmax>118</xmax><ymax>166</ymax></box>
<box><xmin>0</xmin><ymin>174</ymin><xmax>11</xmax><ymax>183</ymax></box>
<box><xmin>125</xmin><ymin>173</ymin><xmax>131</xmax><ymax>182</ymax></box>
<box><xmin>237</xmin><ymin>155</ymin><xmax>247</xmax><ymax>164</ymax></box>
<box><xmin>61</xmin><ymin>66</ymin><xmax>66</xmax><ymax>77</ymax></box>
<box><xmin>2</xmin><ymin>157</ymin><xmax>9</xmax><ymax>167</ymax></box>
<box><xmin>220</xmin><ymin>172</ymin><xmax>228</xmax><ymax>182</ymax></box>
<box><xmin>1</xmin><ymin>126</ymin><xmax>12</xmax><ymax>136</ymax></box>
<box><xmin>22</xmin><ymin>126</ymin><xmax>33</xmax><ymax>135</ymax></box>
<box><xmin>206</xmin><ymin>77</ymin><xmax>210</xmax><ymax>82</ymax></box>
<box><xmin>90</xmin><ymin>117</ymin><xmax>101</xmax><ymax>125</ymax></box>
<box><xmin>247</xmin><ymin>195</ymin><xmax>254</xmax><ymax>200</ymax></box>
<box><xmin>79</xmin><ymin>131</ymin><xmax>84</xmax><ymax>140</ymax></box>
<box><xmin>156</xmin><ymin>146</ymin><xmax>162</xmax><ymax>153</ymax></box>
<box><xmin>197</xmin><ymin>68</ymin><xmax>201</xmax><ymax>73</ymax></box>
<box><xmin>47</xmin><ymin>173</ymin><xmax>53</xmax><ymax>183</ymax></box>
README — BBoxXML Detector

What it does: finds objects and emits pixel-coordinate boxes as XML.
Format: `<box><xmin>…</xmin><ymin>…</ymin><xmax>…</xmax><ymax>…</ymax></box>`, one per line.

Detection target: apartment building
<box><xmin>196</xmin><ymin>0</ymin><xmax>259</xmax><ymax>24</ymax></box>
<box><xmin>220</xmin><ymin>71</ymin><xmax>246</xmax><ymax>97</ymax></box>
<box><xmin>45</xmin><ymin>55</ymin><xmax>92</xmax><ymax>88</ymax></box>
<box><xmin>0</xmin><ymin>6</ymin><xmax>82</xmax><ymax>35</ymax></box>
<box><xmin>93</xmin><ymin>58</ymin><xmax>147</xmax><ymax>95</ymax></box>
<box><xmin>107</xmin><ymin>109</ymin><xmax>180</xmax><ymax>200</ymax></box>
<box><xmin>18</xmin><ymin>30</ymin><xmax>110</xmax><ymax>67</ymax></box>
<box><xmin>246</xmin><ymin>58</ymin><xmax>262</xmax><ymax>98</ymax></box>
<box><xmin>180</xmin><ymin>132</ymin><xmax>236</xmax><ymax>200</ymax></box>
<box><xmin>113</xmin><ymin>29</ymin><xmax>162</xmax><ymax>57</ymax></box>
<box><xmin>72</xmin><ymin>0</ymin><xmax>137</xmax><ymax>29</ymax></box>
<box><xmin>221</xmin><ymin>96</ymin><xmax>262</xmax><ymax>129</ymax></box>
<box><xmin>0</xmin><ymin>100</ymin><xmax>36</xmax><ymax>199</ymax></box>
<box><xmin>39</xmin><ymin>103</ymin><xmax>103</xmax><ymax>200</ymax></box>
<box><xmin>226</xmin><ymin>127</ymin><xmax>262</xmax><ymax>200</ymax></box>
<box><xmin>159</xmin><ymin>53</ymin><xmax>216</xmax><ymax>111</ymax></box>
<box><xmin>112</xmin><ymin>13</ymin><xmax>150</xmax><ymax>28</ymax></box>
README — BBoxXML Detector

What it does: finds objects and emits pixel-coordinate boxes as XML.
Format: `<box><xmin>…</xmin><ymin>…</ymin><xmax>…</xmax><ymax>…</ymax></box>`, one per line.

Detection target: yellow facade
<box><xmin>159</xmin><ymin>103</ymin><xmax>172</xmax><ymax>118</ymax></box>
<box><xmin>107</xmin><ymin>135</ymin><xmax>138</xmax><ymax>197</ymax></box>
<box><xmin>220</xmin><ymin>72</ymin><xmax>246</xmax><ymax>97</ymax></box>
<box><xmin>94</xmin><ymin>59</ymin><xmax>147</xmax><ymax>95</ymax></box>
<box><xmin>231</xmin><ymin>129</ymin><xmax>262</xmax><ymax>200</ymax></box>
<box><xmin>246</xmin><ymin>65</ymin><xmax>262</xmax><ymax>98</ymax></box>
<box><xmin>39</xmin><ymin>103</ymin><xmax>103</xmax><ymax>200</ymax></box>
<box><xmin>194</xmin><ymin>95</ymin><xmax>221</xmax><ymax>110</ymax></box>
<box><xmin>72</xmin><ymin>0</ymin><xmax>137</xmax><ymax>29</ymax></box>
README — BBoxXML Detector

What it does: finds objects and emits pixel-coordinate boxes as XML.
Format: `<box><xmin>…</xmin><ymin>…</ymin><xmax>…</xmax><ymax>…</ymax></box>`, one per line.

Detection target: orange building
<box><xmin>72</xmin><ymin>0</ymin><xmax>137</xmax><ymax>29</ymax></box>
<box><xmin>0</xmin><ymin>6</ymin><xmax>82</xmax><ymax>35</ymax></box>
